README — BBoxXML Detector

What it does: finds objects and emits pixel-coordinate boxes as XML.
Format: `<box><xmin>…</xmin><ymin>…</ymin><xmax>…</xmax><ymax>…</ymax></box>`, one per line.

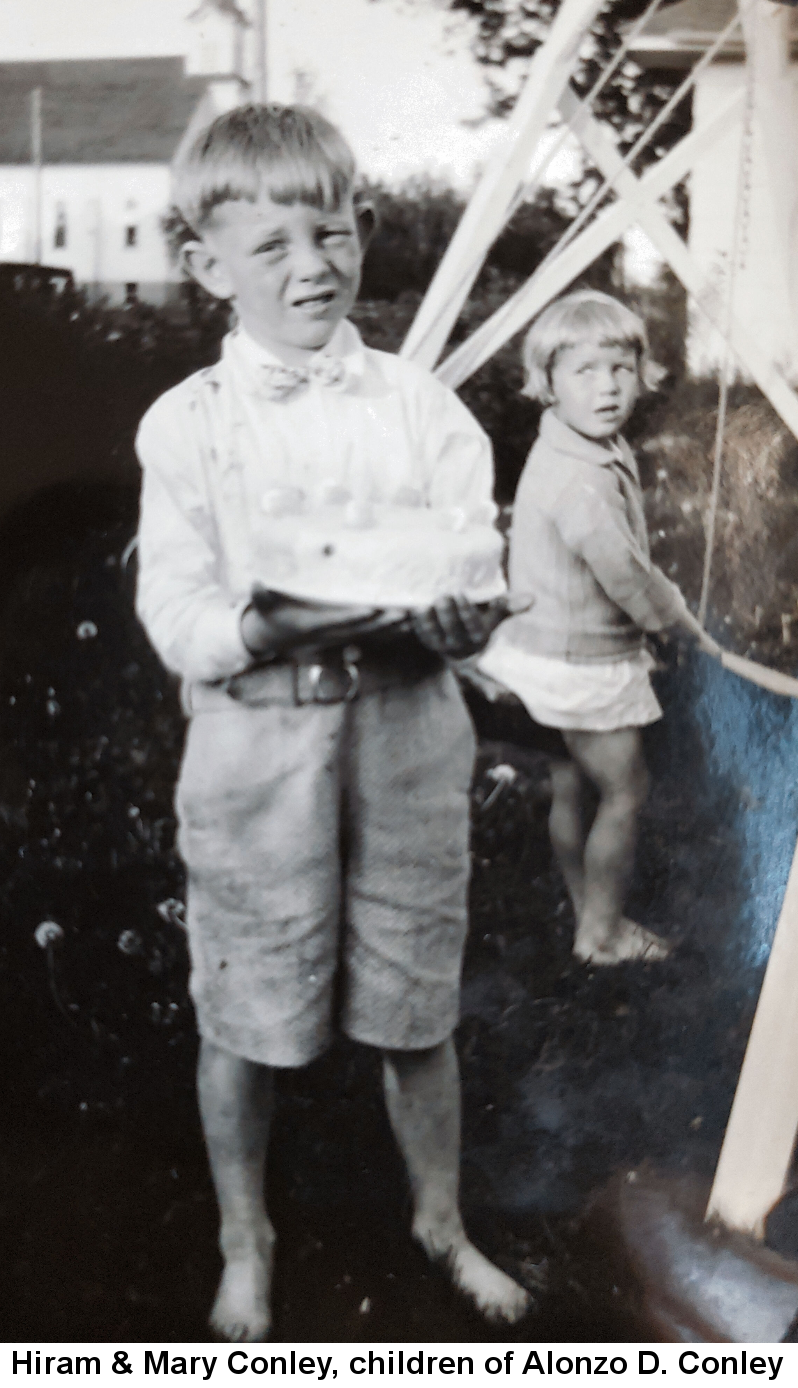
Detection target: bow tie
<box><xmin>259</xmin><ymin>355</ymin><xmax>348</xmax><ymax>402</ymax></box>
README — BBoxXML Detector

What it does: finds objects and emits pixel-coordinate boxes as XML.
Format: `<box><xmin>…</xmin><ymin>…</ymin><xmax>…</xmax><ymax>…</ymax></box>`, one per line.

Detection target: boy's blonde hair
<box><xmin>173</xmin><ymin>103</ymin><xmax>357</xmax><ymax>233</ymax></box>
<box><xmin>521</xmin><ymin>290</ymin><xmax>663</xmax><ymax>402</ymax></box>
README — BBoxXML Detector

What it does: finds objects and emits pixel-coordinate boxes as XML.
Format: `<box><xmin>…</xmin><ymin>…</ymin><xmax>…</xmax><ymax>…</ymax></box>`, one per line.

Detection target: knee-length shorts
<box><xmin>175</xmin><ymin>669</ymin><xmax>476</xmax><ymax>1067</ymax></box>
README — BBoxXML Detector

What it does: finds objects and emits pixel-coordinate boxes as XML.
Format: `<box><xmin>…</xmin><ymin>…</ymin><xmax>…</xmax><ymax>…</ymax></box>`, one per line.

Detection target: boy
<box><xmin>480</xmin><ymin>291</ymin><xmax>721</xmax><ymax>966</ymax></box>
<box><xmin>135</xmin><ymin>103</ymin><xmax>530</xmax><ymax>1340</ymax></box>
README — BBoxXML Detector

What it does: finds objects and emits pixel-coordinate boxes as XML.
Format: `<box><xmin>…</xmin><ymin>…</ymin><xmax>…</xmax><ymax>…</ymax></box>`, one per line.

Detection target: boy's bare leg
<box><xmin>197</xmin><ymin>1039</ymin><xmax>275</xmax><ymax>1341</ymax></box>
<box><xmin>548</xmin><ymin>756</ymin><xmax>586</xmax><ymax>920</ymax></box>
<box><xmin>562</xmin><ymin>727</ymin><xmax>669</xmax><ymax>965</ymax></box>
<box><xmin>383</xmin><ymin>1038</ymin><xmax>531</xmax><ymax>1323</ymax></box>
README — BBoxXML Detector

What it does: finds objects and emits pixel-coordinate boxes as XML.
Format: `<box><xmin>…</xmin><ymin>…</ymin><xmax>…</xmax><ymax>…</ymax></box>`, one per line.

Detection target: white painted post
<box><xmin>400</xmin><ymin>0</ymin><xmax>607</xmax><ymax>371</ymax></box>
<box><xmin>706</xmin><ymin>836</ymin><xmax>798</xmax><ymax>1237</ymax></box>
<box><xmin>30</xmin><ymin>87</ymin><xmax>43</xmax><ymax>265</ymax></box>
<box><xmin>738</xmin><ymin>0</ymin><xmax>798</xmax><ymax>373</ymax></box>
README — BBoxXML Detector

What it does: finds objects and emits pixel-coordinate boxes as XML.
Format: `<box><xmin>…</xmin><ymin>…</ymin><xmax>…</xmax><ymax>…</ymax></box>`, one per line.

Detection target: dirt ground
<box><xmin>2</xmin><ymin>498</ymin><xmax>798</xmax><ymax>1343</ymax></box>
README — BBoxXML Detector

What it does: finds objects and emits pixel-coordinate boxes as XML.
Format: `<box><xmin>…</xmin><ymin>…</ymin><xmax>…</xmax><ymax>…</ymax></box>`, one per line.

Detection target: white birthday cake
<box><xmin>252</xmin><ymin>483</ymin><xmax>506</xmax><ymax>609</ymax></box>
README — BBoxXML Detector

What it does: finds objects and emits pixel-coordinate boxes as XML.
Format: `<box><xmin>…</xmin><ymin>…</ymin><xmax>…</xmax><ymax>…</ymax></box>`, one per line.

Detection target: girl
<box><xmin>479</xmin><ymin>291</ymin><xmax>720</xmax><ymax>965</ymax></box>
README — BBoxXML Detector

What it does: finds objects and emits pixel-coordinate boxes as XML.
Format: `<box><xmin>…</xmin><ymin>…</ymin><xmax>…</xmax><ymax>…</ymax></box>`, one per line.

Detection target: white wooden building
<box><xmin>0</xmin><ymin>1</ymin><xmax>250</xmax><ymax>304</ymax></box>
<box><xmin>630</xmin><ymin>0</ymin><xmax>798</xmax><ymax>380</ymax></box>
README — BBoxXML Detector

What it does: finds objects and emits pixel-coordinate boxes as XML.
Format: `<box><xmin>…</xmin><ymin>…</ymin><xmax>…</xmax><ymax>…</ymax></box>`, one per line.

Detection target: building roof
<box><xmin>629</xmin><ymin>0</ymin><xmax>798</xmax><ymax>68</ymax></box>
<box><xmin>0</xmin><ymin>57</ymin><xmax>210</xmax><ymax>164</ymax></box>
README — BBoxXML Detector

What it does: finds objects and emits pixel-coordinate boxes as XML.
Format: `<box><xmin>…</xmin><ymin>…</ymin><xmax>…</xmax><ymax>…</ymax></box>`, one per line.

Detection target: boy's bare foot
<box><xmin>210</xmin><ymin>1234</ymin><xmax>274</xmax><ymax>1342</ymax></box>
<box><xmin>573</xmin><ymin>918</ymin><xmax>671</xmax><ymax>966</ymax></box>
<box><xmin>415</xmin><ymin>1226</ymin><xmax>532</xmax><ymax>1323</ymax></box>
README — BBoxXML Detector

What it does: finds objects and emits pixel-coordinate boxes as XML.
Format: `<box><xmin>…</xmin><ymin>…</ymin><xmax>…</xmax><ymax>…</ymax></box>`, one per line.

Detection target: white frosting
<box><xmin>252</xmin><ymin>485</ymin><xmax>506</xmax><ymax>609</ymax></box>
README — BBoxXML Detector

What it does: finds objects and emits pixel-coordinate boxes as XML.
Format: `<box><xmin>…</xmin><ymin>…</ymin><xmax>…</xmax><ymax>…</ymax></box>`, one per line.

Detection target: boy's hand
<box><xmin>411</xmin><ymin>593</ymin><xmax>530</xmax><ymax>659</ymax></box>
<box><xmin>242</xmin><ymin>587</ymin><xmax>407</xmax><ymax>658</ymax></box>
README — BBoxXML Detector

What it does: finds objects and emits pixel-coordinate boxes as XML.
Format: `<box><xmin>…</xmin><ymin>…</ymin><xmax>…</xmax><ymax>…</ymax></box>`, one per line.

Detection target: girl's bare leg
<box><xmin>383</xmin><ymin>1037</ymin><xmax>531</xmax><ymax>1323</ymax></box>
<box><xmin>562</xmin><ymin>727</ymin><xmax>667</xmax><ymax>964</ymax></box>
<box><xmin>197</xmin><ymin>1039</ymin><xmax>275</xmax><ymax>1341</ymax></box>
<box><xmin>548</xmin><ymin>755</ymin><xmax>586</xmax><ymax>919</ymax></box>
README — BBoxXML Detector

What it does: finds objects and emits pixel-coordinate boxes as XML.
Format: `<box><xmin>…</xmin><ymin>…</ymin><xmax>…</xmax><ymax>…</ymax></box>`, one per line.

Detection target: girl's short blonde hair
<box><xmin>521</xmin><ymin>290</ymin><xmax>664</xmax><ymax>402</ymax></box>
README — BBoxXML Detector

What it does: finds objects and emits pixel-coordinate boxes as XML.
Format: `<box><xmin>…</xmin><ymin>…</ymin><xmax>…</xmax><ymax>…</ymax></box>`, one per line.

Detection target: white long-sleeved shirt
<box><xmin>135</xmin><ymin>319</ymin><xmax>495</xmax><ymax>683</ymax></box>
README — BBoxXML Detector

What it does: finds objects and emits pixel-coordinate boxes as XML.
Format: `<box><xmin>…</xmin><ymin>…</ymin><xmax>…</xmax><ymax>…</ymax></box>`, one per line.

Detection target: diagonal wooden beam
<box><xmin>435</xmin><ymin>89</ymin><xmax>745</xmax><ymax>390</ymax></box>
<box><xmin>560</xmin><ymin>87</ymin><xmax>798</xmax><ymax>442</ymax></box>
<box><xmin>400</xmin><ymin>0</ymin><xmax>607</xmax><ymax>371</ymax></box>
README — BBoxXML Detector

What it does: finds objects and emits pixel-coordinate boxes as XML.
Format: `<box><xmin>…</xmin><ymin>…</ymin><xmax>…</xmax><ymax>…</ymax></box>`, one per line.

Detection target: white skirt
<box><xmin>478</xmin><ymin>630</ymin><xmax>662</xmax><ymax>733</ymax></box>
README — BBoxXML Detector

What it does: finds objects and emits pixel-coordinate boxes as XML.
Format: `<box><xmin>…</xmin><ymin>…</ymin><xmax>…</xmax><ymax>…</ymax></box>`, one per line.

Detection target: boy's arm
<box><xmin>554</xmin><ymin>481</ymin><xmax>720</xmax><ymax>656</ymax></box>
<box><xmin>136</xmin><ymin>399</ymin><xmax>408</xmax><ymax>678</ymax></box>
<box><xmin>136</xmin><ymin>427</ymin><xmax>252</xmax><ymax>683</ymax></box>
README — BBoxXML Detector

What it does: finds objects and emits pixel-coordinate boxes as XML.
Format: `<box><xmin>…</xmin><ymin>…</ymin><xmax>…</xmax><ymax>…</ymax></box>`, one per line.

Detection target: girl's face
<box><xmin>548</xmin><ymin>338</ymin><xmax>641</xmax><ymax>440</ymax></box>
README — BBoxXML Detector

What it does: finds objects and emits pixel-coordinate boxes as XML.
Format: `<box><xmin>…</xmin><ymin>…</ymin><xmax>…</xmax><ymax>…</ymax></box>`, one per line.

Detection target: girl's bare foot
<box><xmin>415</xmin><ymin>1225</ymin><xmax>532</xmax><ymax>1323</ymax></box>
<box><xmin>573</xmin><ymin>918</ymin><xmax>671</xmax><ymax>966</ymax></box>
<box><xmin>210</xmin><ymin>1231</ymin><xmax>274</xmax><ymax>1342</ymax></box>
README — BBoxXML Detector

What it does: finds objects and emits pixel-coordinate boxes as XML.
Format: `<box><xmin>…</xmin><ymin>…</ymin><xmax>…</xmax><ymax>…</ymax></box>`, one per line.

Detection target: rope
<box><xmin>698</xmin><ymin>16</ymin><xmax>757</xmax><ymax>626</ymax></box>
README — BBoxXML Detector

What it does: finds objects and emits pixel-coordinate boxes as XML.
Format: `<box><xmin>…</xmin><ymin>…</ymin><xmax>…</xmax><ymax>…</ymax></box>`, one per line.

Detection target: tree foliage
<box><xmin>444</xmin><ymin>0</ymin><xmax>691</xmax><ymax>169</ymax></box>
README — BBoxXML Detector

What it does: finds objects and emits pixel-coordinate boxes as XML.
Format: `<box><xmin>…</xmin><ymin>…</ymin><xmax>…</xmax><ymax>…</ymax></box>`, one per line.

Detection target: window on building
<box><xmin>54</xmin><ymin>204</ymin><xmax>67</xmax><ymax>250</ymax></box>
<box><xmin>125</xmin><ymin>225</ymin><xmax>138</xmax><ymax>248</ymax></box>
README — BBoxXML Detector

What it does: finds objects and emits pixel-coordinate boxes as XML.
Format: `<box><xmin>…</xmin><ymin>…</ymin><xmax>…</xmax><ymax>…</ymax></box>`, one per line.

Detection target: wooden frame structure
<box><xmin>402</xmin><ymin>0</ymin><xmax>798</xmax><ymax>1240</ymax></box>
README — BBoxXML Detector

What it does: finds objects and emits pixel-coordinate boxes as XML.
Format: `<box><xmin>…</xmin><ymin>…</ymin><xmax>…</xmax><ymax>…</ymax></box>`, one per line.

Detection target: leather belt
<box><xmin>186</xmin><ymin>637</ymin><xmax>444</xmax><ymax>712</ymax></box>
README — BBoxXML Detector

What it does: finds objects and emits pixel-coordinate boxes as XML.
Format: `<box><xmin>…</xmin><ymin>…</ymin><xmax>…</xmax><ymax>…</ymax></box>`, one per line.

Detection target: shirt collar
<box><xmin>224</xmin><ymin>317</ymin><xmax>366</xmax><ymax>391</ymax></box>
<box><xmin>539</xmin><ymin>407</ymin><xmax>637</xmax><ymax>477</ymax></box>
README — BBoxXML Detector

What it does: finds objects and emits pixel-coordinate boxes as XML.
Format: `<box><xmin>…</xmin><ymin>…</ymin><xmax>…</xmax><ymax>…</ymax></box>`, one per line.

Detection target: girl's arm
<box><xmin>554</xmin><ymin>482</ymin><xmax>721</xmax><ymax>656</ymax></box>
<box><xmin>666</xmin><ymin>604</ymin><xmax>723</xmax><ymax>658</ymax></box>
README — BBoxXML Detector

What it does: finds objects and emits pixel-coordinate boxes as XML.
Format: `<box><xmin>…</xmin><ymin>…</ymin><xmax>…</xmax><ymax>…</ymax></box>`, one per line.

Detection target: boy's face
<box><xmin>548</xmin><ymin>338</ymin><xmax>640</xmax><ymax>440</ymax></box>
<box><xmin>186</xmin><ymin>191</ymin><xmax>363</xmax><ymax>362</ymax></box>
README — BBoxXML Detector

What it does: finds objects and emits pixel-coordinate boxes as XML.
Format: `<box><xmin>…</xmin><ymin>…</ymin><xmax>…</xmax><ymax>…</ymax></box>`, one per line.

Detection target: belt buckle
<box><xmin>297</xmin><ymin>646</ymin><xmax>361</xmax><ymax>705</ymax></box>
